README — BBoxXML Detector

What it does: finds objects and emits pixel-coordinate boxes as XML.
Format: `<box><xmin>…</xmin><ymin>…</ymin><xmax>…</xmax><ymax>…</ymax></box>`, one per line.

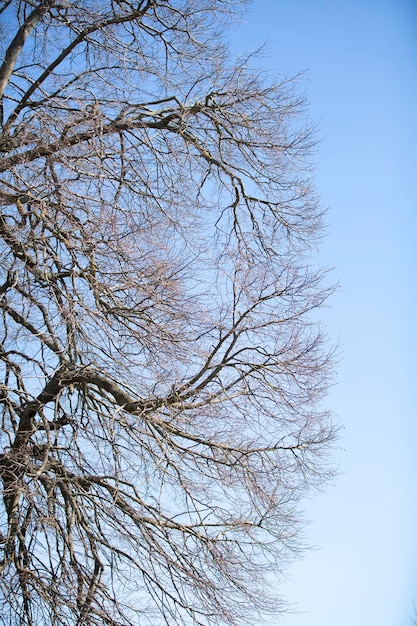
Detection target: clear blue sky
<box><xmin>232</xmin><ymin>2</ymin><xmax>416</xmax><ymax>625</ymax></box>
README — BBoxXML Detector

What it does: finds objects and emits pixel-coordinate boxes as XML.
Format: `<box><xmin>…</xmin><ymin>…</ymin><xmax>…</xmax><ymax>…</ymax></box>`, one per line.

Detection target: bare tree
<box><xmin>0</xmin><ymin>1</ymin><xmax>337</xmax><ymax>624</ymax></box>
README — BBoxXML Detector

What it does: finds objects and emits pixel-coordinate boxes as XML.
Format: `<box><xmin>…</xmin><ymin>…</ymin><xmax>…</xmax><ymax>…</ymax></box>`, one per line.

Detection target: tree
<box><xmin>0</xmin><ymin>1</ymin><xmax>336</xmax><ymax>624</ymax></box>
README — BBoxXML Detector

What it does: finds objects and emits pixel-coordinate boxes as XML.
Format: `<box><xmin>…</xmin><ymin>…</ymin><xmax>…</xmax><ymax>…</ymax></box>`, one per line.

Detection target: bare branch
<box><xmin>0</xmin><ymin>1</ymin><xmax>56</xmax><ymax>103</ymax></box>
<box><xmin>0</xmin><ymin>2</ymin><xmax>337</xmax><ymax>625</ymax></box>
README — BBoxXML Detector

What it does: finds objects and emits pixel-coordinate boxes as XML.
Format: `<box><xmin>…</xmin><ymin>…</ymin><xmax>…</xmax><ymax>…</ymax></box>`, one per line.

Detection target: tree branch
<box><xmin>0</xmin><ymin>1</ymin><xmax>56</xmax><ymax>103</ymax></box>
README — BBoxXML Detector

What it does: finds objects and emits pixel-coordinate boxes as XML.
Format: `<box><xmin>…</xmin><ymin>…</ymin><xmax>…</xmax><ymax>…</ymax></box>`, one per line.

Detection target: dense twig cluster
<box><xmin>0</xmin><ymin>2</ymin><xmax>336</xmax><ymax>624</ymax></box>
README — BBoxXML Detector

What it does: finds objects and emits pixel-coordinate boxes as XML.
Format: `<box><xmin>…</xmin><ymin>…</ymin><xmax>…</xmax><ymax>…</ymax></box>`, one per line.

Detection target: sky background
<box><xmin>231</xmin><ymin>2</ymin><xmax>416</xmax><ymax>625</ymax></box>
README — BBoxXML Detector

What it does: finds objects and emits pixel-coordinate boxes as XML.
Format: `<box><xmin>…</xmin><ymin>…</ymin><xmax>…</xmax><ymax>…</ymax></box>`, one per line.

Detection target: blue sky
<box><xmin>232</xmin><ymin>1</ymin><xmax>416</xmax><ymax>625</ymax></box>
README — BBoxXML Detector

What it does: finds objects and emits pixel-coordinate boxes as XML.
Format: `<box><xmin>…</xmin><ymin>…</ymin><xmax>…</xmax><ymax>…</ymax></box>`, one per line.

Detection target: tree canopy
<box><xmin>0</xmin><ymin>1</ymin><xmax>336</xmax><ymax>624</ymax></box>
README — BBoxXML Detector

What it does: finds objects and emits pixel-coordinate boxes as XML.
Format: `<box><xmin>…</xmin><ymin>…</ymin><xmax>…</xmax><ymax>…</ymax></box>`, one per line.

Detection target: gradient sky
<box><xmin>232</xmin><ymin>1</ymin><xmax>416</xmax><ymax>625</ymax></box>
